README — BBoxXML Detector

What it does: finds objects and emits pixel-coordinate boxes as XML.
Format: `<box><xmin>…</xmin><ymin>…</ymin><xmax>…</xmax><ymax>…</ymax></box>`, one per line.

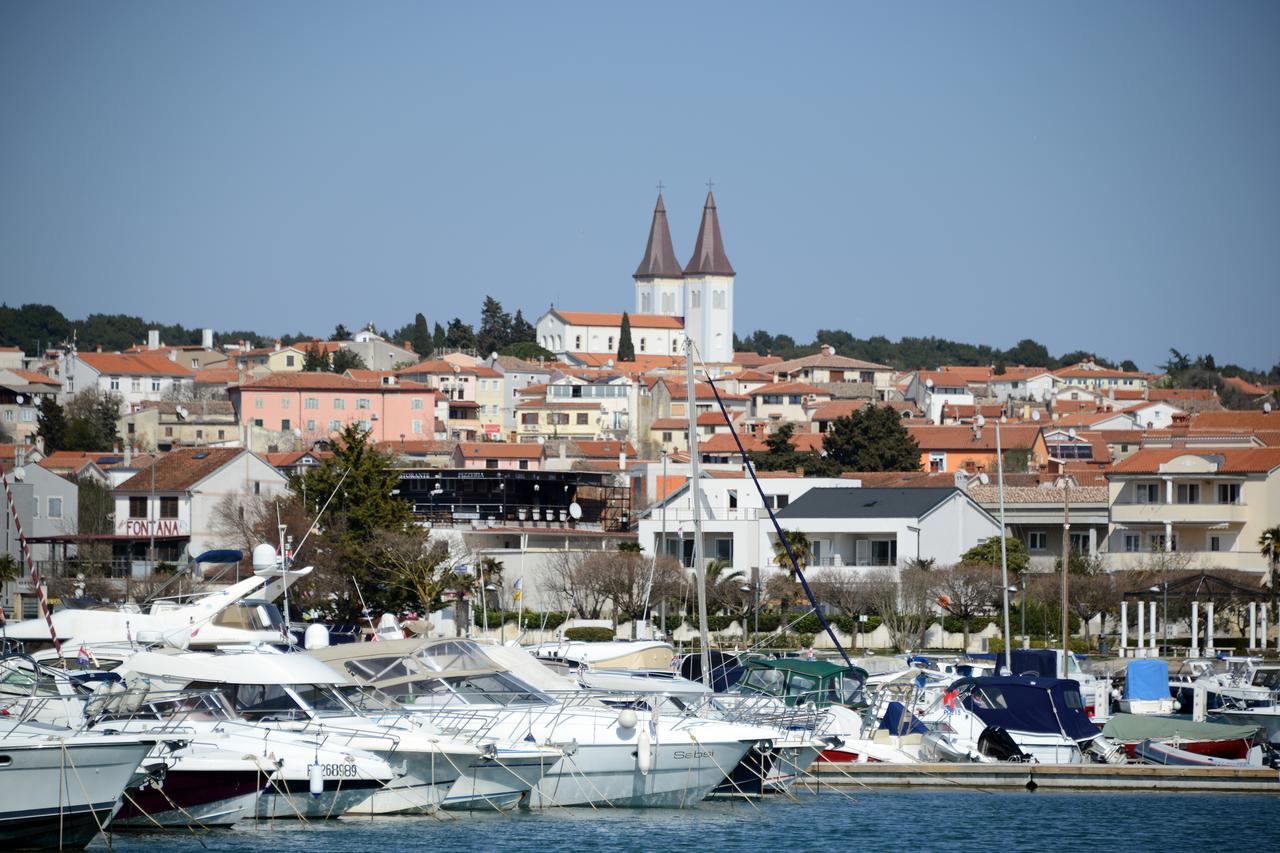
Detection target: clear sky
<box><xmin>2</xmin><ymin>2</ymin><xmax>1277</xmax><ymax>370</ymax></box>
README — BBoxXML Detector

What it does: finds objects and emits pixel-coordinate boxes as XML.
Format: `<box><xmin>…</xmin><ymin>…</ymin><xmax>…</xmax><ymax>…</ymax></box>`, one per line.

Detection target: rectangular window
<box><xmin>1176</xmin><ymin>483</ymin><xmax>1200</xmax><ymax>504</ymax></box>
<box><xmin>218</xmin><ymin>430</ymin><xmax>224</xmax><ymax>439</ymax></box>
<box><xmin>305</xmin><ymin>397</ymin><xmax>319</xmax><ymax>409</ymax></box>
<box><xmin>110</xmin><ymin>377</ymin><xmax>120</xmax><ymax>391</ymax></box>
<box><xmin>286</xmin><ymin>355</ymin><xmax>295</xmax><ymax>367</ymax></box>
<box><xmin>412</xmin><ymin>398</ymin><xmax>424</xmax><ymax>410</ymax></box>
<box><xmin>1028</xmin><ymin>532</ymin><xmax>1047</xmax><ymax>551</ymax></box>
<box><xmin>131</xmin><ymin>378</ymin><xmax>141</xmax><ymax>392</ymax></box>
<box><xmin>129</xmin><ymin>496</ymin><xmax>147</xmax><ymax>518</ymax></box>
<box><xmin>1210</xmin><ymin>536</ymin><xmax>1221</xmax><ymax>552</ymax></box>
<box><xmin>1217</xmin><ymin>483</ymin><xmax>1241</xmax><ymax>504</ymax></box>
<box><xmin>518</xmin><ymin>459</ymin><xmax>529</xmax><ymax>470</ymax></box>
<box><xmin>1123</xmin><ymin>534</ymin><xmax>1141</xmax><ymax>552</ymax></box>
<box><xmin>195</xmin><ymin>429</ymin><xmax>203</xmax><ymax>439</ymax></box>
<box><xmin>281</xmin><ymin>419</ymin><xmax>291</xmax><ymax>431</ymax></box>
<box><xmin>1150</xmin><ymin>534</ymin><xmax>1178</xmax><ymax>551</ymax></box>
<box><xmin>47</xmin><ymin>497</ymin><xmax>63</xmax><ymax>519</ymax></box>
<box><xmin>662</xmin><ymin>431</ymin><xmax>673</xmax><ymax>442</ymax></box>
<box><xmin>521</xmin><ymin>413</ymin><xmax>539</xmax><ymax>425</ymax></box>
<box><xmin>253</xmin><ymin>418</ymin><xmax>263</xmax><ymax>428</ymax></box>
<box><xmin>333</xmin><ymin>398</ymin><xmax>345</xmax><ymax>410</ymax></box>
<box><xmin>164</xmin><ymin>426</ymin><xmax>174</xmax><ymax>437</ymax></box>
<box><xmin>329</xmin><ymin>419</ymin><xmax>341</xmax><ymax>431</ymax></box>
<box><xmin>159</xmin><ymin>496</ymin><xmax>178</xmax><ymax>519</ymax></box>
<box><xmin>929</xmin><ymin>452</ymin><xmax>946</xmax><ymax>472</ymax></box>
<box><xmin>576</xmin><ymin>412</ymin><xmax>589</xmax><ymax>425</ymax></box>
<box><xmin>1134</xmin><ymin>483</ymin><xmax>1161</xmax><ymax>503</ymax></box>
<box><xmin>151</xmin><ymin>379</ymin><xmax>161</xmax><ymax>392</ymax></box>
<box><xmin>486</xmin><ymin>459</ymin><xmax>499</xmax><ymax>469</ymax></box>
<box><xmin>1069</xmin><ymin>532</ymin><xmax>1089</xmax><ymax>553</ymax></box>
<box><xmin>306</xmin><ymin>419</ymin><xmax>316</xmax><ymax>431</ymax></box>
<box><xmin>255</xmin><ymin>396</ymin><xmax>264</xmax><ymax>409</ymax></box>
<box><xmin>871</xmin><ymin>539</ymin><xmax>897</xmax><ymax>566</ymax></box>
<box><xmin>411</xmin><ymin>419</ymin><xmax>423</xmax><ymax>434</ymax></box>
<box><xmin>281</xmin><ymin>397</ymin><xmax>290</xmax><ymax>409</ymax></box>
<box><xmin>356</xmin><ymin>398</ymin><xmax>371</xmax><ymax>409</ymax></box>
<box><xmin>714</xmin><ymin>538</ymin><xmax>733</xmax><ymax>562</ymax></box>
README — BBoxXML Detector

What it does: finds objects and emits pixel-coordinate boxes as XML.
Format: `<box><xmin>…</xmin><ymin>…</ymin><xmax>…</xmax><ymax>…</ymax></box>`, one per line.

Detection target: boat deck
<box><xmin>808</xmin><ymin>761</ymin><xmax>1280</xmax><ymax>793</ymax></box>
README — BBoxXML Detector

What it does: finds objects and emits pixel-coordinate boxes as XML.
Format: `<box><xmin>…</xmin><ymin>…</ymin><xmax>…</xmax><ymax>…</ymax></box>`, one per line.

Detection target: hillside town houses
<box><xmin>3</xmin><ymin>190</ymin><xmax>1279</xmax><ymax>643</ymax></box>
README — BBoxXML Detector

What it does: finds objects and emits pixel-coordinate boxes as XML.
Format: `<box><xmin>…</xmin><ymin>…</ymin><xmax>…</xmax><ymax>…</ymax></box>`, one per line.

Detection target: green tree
<box><xmin>329</xmin><ymin>349</ymin><xmax>366</xmax><ymax>374</ymax></box>
<box><xmin>962</xmin><ymin>535</ymin><xmax>1030</xmax><ymax>575</ymax></box>
<box><xmin>476</xmin><ymin>297</ymin><xmax>511</xmax><ymax>356</ymax></box>
<box><xmin>617</xmin><ymin>313</ymin><xmax>636</xmax><ymax>362</ymax></box>
<box><xmin>432</xmin><ymin>322</ymin><xmax>447</xmax><ymax>350</ymax></box>
<box><xmin>771</xmin><ymin>529</ymin><xmax>812</xmax><ymax>576</ymax></box>
<box><xmin>822</xmin><ymin>405</ymin><xmax>921</xmax><ymax>472</ymax></box>
<box><xmin>1003</xmin><ymin>339</ymin><xmax>1052</xmax><ymax>367</ymax></box>
<box><xmin>1120</xmin><ymin>359</ymin><xmax>1139</xmax><ymax>373</ymax></box>
<box><xmin>500</xmin><ymin>341</ymin><xmax>554</xmax><ymax>361</ymax></box>
<box><xmin>509</xmin><ymin>310</ymin><xmax>535</xmax><ymax>343</ymax></box>
<box><xmin>36</xmin><ymin>396</ymin><xmax>67</xmax><ymax>452</ymax></box>
<box><xmin>333</xmin><ymin>324</ymin><xmax>353</xmax><ymax>341</ymax></box>
<box><xmin>411</xmin><ymin>313</ymin><xmax>431</xmax><ymax>357</ymax></box>
<box><xmin>444</xmin><ymin>318</ymin><xmax>476</xmax><ymax>351</ymax></box>
<box><xmin>303</xmin><ymin>344</ymin><xmax>328</xmax><ymax>372</ymax></box>
<box><xmin>750</xmin><ymin>423</ymin><xmax>805</xmax><ymax>472</ymax></box>
<box><xmin>62</xmin><ymin>389</ymin><xmax>121</xmax><ymax>451</ymax></box>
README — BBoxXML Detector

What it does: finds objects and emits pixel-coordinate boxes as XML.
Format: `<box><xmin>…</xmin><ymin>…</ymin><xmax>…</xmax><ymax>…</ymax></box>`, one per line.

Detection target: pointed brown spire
<box><xmin>683</xmin><ymin>191</ymin><xmax>734</xmax><ymax>277</ymax></box>
<box><xmin>633</xmin><ymin>193</ymin><xmax>684</xmax><ymax>279</ymax></box>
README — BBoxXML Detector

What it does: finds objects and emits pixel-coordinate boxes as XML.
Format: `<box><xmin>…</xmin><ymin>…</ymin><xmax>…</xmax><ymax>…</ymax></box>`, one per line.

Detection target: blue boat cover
<box><xmin>880</xmin><ymin>701</ymin><xmax>928</xmax><ymax>736</ymax></box>
<box><xmin>1124</xmin><ymin>659</ymin><xmax>1170</xmax><ymax>700</ymax></box>
<box><xmin>951</xmin><ymin>675</ymin><xmax>1099</xmax><ymax>742</ymax></box>
<box><xmin>1008</xmin><ymin>649</ymin><xmax>1059</xmax><ymax>678</ymax></box>
<box><xmin>193</xmin><ymin>549</ymin><xmax>244</xmax><ymax>565</ymax></box>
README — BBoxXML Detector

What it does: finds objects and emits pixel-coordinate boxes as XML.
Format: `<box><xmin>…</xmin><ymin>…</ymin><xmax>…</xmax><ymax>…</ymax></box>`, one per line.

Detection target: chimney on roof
<box><xmin>619</xmin><ymin>449</ymin><xmax>627</xmax><ymax>471</ymax></box>
<box><xmin>96</xmin><ymin>345</ymin><xmax>102</xmax><ymax>353</ymax></box>
<box><xmin>147</xmin><ymin>329</ymin><xmax>160</xmax><ymax>350</ymax></box>
<box><xmin>273</xmin><ymin>339</ymin><xmax>281</xmax><ymax>352</ymax></box>
<box><xmin>202</xmin><ymin>328</ymin><xmax>214</xmax><ymax>349</ymax></box>
<box><xmin>558</xmin><ymin>441</ymin><xmax>567</xmax><ymax>460</ymax></box>
<box><xmin>820</xmin><ymin>344</ymin><xmax>834</xmax><ymax>357</ymax></box>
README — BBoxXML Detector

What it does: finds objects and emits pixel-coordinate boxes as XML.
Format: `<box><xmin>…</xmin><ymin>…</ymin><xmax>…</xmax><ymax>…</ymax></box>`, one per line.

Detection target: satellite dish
<box><xmin>293</xmin><ymin>428</ymin><xmax>303</xmax><ymax>437</ymax></box>
<box><xmin>490</xmin><ymin>352</ymin><xmax>499</xmax><ymax>361</ymax></box>
<box><xmin>536</xmin><ymin>436</ymin><xmax>546</xmax><ymax>445</ymax></box>
<box><xmin>176</xmin><ymin>405</ymin><xmax>189</xmax><ymax>420</ymax></box>
<box><xmin>1000</xmin><ymin>415</ymin><xmax>1008</xmax><ymax>424</ymax></box>
<box><xmin>1265</xmin><ymin>402</ymin><xmax>1274</xmax><ymax>414</ymax></box>
<box><xmin>1068</xmin><ymin>428</ymin><xmax>1077</xmax><ymax>439</ymax></box>
<box><xmin>14</xmin><ymin>394</ymin><xmax>24</xmax><ymax>404</ymax></box>
<box><xmin>1032</xmin><ymin>410</ymin><xmax>1041</xmax><ymax>422</ymax></box>
<box><xmin>975</xmin><ymin>414</ymin><xmax>986</xmax><ymax>427</ymax></box>
<box><xmin>978</xmin><ymin>473</ymin><xmax>990</xmax><ymax>485</ymax></box>
<box><xmin>569</xmin><ymin>502</ymin><xmax>583</xmax><ymax>520</ymax></box>
<box><xmin>925</xmin><ymin>378</ymin><xmax>934</xmax><ymax>389</ymax></box>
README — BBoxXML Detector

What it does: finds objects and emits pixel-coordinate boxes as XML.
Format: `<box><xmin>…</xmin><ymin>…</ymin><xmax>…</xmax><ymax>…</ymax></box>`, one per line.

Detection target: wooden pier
<box><xmin>809</xmin><ymin>761</ymin><xmax>1280</xmax><ymax>793</ymax></box>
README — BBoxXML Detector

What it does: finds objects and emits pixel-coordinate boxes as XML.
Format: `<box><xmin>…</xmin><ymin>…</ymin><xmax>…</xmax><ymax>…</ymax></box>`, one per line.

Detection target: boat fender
<box><xmin>617</xmin><ymin>708</ymin><xmax>638</xmax><ymax>730</ymax></box>
<box><xmin>309</xmin><ymin>760</ymin><xmax>324</xmax><ymax>798</ymax></box>
<box><xmin>637</xmin><ymin>724</ymin><xmax>652</xmax><ymax>775</ymax></box>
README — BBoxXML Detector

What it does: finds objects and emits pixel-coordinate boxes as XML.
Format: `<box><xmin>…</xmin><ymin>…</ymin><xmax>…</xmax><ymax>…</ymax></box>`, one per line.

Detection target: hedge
<box><xmin>564</xmin><ymin>627</ymin><xmax>615</xmax><ymax>642</ymax></box>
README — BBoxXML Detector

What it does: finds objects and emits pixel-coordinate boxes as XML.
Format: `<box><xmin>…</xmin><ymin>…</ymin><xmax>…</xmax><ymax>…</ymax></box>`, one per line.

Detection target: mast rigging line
<box><xmin>698</xmin><ymin>367</ymin><xmax>854</xmax><ymax>668</ymax></box>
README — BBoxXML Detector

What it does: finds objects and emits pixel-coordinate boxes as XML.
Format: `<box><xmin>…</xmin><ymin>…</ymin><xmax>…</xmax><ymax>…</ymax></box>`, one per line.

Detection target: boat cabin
<box><xmin>732</xmin><ymin>659</ymin><xmax>869</xmax><ymax>709</ymax></box>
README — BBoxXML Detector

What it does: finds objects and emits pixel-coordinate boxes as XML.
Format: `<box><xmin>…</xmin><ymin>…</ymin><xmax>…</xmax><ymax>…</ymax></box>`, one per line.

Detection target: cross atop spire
<box><xmin>633</xmin><ymin>191</ymin><xmax>683</xmax><ymax>279</ymax></box>
<box><xmin>683</xmin><ymin>190</ymin><xmax>734</xmax><ymax>277</ymax></box>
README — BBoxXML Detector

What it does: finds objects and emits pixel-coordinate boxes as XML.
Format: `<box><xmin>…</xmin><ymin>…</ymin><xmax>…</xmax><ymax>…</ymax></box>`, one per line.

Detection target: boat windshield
<box><xmin>736</xmin><ymin>667</ymin><xmax>785</xmax><ymax>697</ymax></box>
<box><xmin>413</xmin><ymin>640</ymin><xmax>496</xmax><ymax>673</ymax></box>
<box><xmin>145</xmin><ymin>690</ymin><xmax>235</xmax><ymax>722</ymax></box>
<box><xmin>391</xmin><ymin>672</ymin><xmax>551</xmax><ymax>707</ymax></box>
<box><xmin>226</xmin><ymin>682</ymin><xmax>354</xmax><ymax>720</ymax></box>
<box><xmin>1252</xmin><ymin>669</ymin><xmax>1280</xmax><ymax>691</ymax></box>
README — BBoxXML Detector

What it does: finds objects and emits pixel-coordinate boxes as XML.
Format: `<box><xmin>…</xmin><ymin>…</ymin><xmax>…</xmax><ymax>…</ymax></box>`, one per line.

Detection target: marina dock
<box><xmin>810</xmin><ymin>761</ymin><xmax>1280</xmax><ymax>793</ymax></box>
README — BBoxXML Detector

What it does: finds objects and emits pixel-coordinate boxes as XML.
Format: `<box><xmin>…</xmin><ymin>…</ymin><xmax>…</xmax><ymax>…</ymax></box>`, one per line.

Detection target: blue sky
<box><xmin>2</xmin><ymin>2</ymin><xmax>1277</xmax><ymax>370</ymax></box>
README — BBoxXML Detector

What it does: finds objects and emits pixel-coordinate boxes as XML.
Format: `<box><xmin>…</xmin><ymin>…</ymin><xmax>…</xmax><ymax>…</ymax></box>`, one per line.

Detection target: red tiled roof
<box><xmin>555</xmin><ymin>311</ymin><xmax>683</xmax><ymax>330</ymax></box>
<box><xmin>1191</xmin><ymin>411</ymin><xmax>1280</xmax><ymax>431</ymax></box>
<box><xmin>1149</xmin><ymin>388</ymin><xmax>1218</xmax><ymax>402</ymax></box>
<box><xmin>194</xmin><ymin>368</ymin><xmax>243</xmax><ymax>384</ymax></box>
<box><xmin>907</xmin><ymin>424</ymin><xmax>1041</xmax><ymax>451</ymax></box>
<box><xmin>77</xmin><ymin>352</ymin><xmax>194</xmax><ymax>377</ymax></box>
<box><xmin>649</xmin><ymin>418</ymin><xmax>688</xmax><ymax>431</ymax></box>
<box><xmin>233</xmin><ymin>372</ymin><xmax>430</xmax><ymax>392</ymax></box>
<box><xmin>3</xmin><ymin>369</ymin><xmax>60</xmax><ymax>385</ymax></box>
<box><xmin>733</xmin><ymin>353</ymin><xmax>783</xmax><ymax>368</ymax></box>
<box><xmin>842</xmin><ymin>471</ymin><xmax>955</xmax><ymax>487</ymax></box>
<box><xmin>566</xmin><ymin>440</ymin><xmax>637</xmax><ymax>458</ymax></box>
<box><xmin>935</xmin><ymin>365</ymin><xmax>993</xmax><ymax>383</ymax></box>
<box><xmin>115</xmin><ymin>448</ymin><xmax>252</xmax><ymax>491</ymax></box>
<box><xmin>749</xmin><ymin>381</ymin><xmax>830</xmax><ymax>397</ymax></box>
<box><xmin>1053</xmin><ymin>363</ymin><xmax>1148</xmax><ymax>380</ymax></box>
<box><xmin>456</xmin><ymin>442</ymin><xmax>543</xmax><ymax>459</ymax></box>
<box><xmin>913</xmin><ymin>371</ymin><xmax>972</xmax><ymax>389</ymax></box>
<box><xmin>699</xmin><ymin>432</ymin><xmax>765</xmax><ymax>453</ymax></box>
<box><xmin>375</xmin><ymin>439</ymin><xmax>456</xmax><ymax>455</ymax></box>
<box><xmin>1108</xmin><ymin>447</ymin><xmax>1280</xmax><ymax>475</ymax></box>
<box><xmin>568</xmin><ymin>353</ymin><xmax>684</xmax><ymax>371</ymax></box>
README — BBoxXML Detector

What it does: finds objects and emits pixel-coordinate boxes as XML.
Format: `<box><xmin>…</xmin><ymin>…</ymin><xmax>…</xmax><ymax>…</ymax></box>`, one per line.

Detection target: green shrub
<box><xmin>564</xmin><ymin>626</ymin><xmax>614</xmax><ymax>642</ymax></box>
<box><xmin>942</xmin><ymin>616</ymin><xmax>996</xmax><ymax>635</ymax></box>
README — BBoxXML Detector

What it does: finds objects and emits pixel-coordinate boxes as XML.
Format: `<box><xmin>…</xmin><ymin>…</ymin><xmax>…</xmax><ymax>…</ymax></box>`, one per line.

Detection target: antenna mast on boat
<box><xmin>686</xmin><ymin>339</ymin><xmax>712</xmax><ymax>687</ymax></box>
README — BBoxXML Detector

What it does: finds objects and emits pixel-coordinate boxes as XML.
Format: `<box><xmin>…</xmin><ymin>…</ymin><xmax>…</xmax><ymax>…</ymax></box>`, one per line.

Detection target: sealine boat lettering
<box><xmin>674</xmin><ymin>749</ymin><xmax>715</xmax><ymax>760</ymax></box>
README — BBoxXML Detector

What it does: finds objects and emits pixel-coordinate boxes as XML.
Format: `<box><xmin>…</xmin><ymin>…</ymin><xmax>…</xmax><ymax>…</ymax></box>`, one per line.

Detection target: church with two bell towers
<box><xmin>536</xmin><ymin>188</ymin><xmax>736</xmax><ymax>365</ymax></box>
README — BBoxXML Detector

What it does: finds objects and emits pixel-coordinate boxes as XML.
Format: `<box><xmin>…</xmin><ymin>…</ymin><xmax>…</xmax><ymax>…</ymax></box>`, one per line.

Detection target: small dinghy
<box><xmin>1134</xmin><ymin>739</ymin><xmax>1264</xmax><ymax>767</ymax></box>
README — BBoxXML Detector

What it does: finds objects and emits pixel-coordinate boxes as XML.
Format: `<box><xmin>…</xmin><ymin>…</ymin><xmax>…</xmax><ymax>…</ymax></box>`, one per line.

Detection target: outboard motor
<box><xmin>977</xmin><ymin>726</ymin><xmax>1027</xmax><ymax>762</ymax></box>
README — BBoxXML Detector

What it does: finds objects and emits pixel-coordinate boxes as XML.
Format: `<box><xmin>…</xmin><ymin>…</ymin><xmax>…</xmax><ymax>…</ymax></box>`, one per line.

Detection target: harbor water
<box><xmin>86</xmin><ymin>790</ymin><xmax>1280</xmax><ymax>852</ymax></box>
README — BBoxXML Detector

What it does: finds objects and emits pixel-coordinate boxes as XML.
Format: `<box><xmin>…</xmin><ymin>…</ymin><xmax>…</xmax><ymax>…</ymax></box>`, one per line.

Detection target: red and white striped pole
<box><xmin>1</xmin><ymin>467</ymin><xmax>62</xmax><ymax>657</ymax></box>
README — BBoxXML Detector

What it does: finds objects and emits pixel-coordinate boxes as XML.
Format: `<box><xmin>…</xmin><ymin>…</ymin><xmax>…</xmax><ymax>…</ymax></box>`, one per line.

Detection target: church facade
<box><xmin>536</xmin><ymin>190</ymin><xmax>736</xmax><ymax>364</ymax></box>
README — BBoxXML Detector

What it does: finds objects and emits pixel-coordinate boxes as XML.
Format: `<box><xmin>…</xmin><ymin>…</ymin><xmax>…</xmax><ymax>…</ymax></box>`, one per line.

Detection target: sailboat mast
<box><xmin>687</xmin><ymin>340</ymin><xmax>711</xmax><ymax>686</ymax></box>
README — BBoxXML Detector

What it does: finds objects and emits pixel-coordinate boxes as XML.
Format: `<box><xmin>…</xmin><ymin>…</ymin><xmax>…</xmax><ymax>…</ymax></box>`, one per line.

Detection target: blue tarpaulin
<box><xmin>880</xmin><ymin>701</ymin><xmax>928</xmax><ymax>736</ymax></box>
<box><xmin>193</xmin><ymin>549</ymin><xmax>244</xmax><ymax>565</ymax></box>
<box><xmin>1008</xmin><ymin>649</ymin><xmax>1058</xmax><ymax>678</ymax></box>
<box><xmin>1124</xmin><ymin>659</ymin><xmax>1170</xmax><ymax>701</ymax></box>
<box><xmin>952</xmin><ymin>676</ymin><xmax>1099</xmax><ymax>742</ymax></box>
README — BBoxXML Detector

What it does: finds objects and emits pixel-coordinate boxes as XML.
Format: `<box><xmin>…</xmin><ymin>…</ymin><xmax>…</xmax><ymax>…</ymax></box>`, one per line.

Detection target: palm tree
<box><xmin>1261</xmin><ymin>527</ymin><xmax>1280</xmax><ymax>607</ymax></box>
<box><xmin>772</xmin><ymin>530</ymin><xmax>812</xmax><ymax>576</ymax></box>
<box><xmin>704</xmin><ymin>559</ymin><xmax>747</xmax><ymax>615</ymax></box>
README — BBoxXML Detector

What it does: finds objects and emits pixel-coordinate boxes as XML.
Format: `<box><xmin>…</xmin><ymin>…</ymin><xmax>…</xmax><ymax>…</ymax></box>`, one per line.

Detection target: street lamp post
<box><xmin>1149</xmin><ymin>583</ymin><xmax>1168</xmax><ymax>650</ymax></box>
<box><xmin>740</xmin><ymin>581</ymin><xmax>759</xmax><ymax>639</ymax></box>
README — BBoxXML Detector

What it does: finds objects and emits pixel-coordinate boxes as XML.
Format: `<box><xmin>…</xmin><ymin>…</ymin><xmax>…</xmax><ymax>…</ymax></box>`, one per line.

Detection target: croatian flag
<box><xmin>77</xmin><ymin>645</ymin><xmax>90</xmax><ymax>666</ymax></box>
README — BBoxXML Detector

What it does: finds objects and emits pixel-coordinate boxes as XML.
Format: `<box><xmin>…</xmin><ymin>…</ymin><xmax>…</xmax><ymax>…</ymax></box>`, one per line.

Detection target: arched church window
<box><xmin>713</xmin><ymin>289</ymin><xmax>725</xmax><ymax>309</ymax></box>
<box><xmin>691</xmin><ymin>290</ymin><xmax>701</xmax><ymax>309</ymax></box>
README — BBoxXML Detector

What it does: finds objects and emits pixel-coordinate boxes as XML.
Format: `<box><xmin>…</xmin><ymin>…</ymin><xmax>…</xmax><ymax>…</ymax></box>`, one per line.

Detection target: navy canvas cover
<box><xmin>951</xmin><ymin>676</ymin><xmax>1099</xmax><ymax>742</ymax></box>
<box><xmin>880</xmin><ymin>701</ymin><xmax>928</xmax><ymax>736</ymax></box>
<box><xmin>1008</xmin><ymin>649</ymin><xmax>1058</xmax><ymax>678</ymax></box>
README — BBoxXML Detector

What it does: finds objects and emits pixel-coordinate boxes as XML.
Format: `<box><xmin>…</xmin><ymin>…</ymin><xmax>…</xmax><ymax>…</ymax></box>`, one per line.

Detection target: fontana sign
<box><xmin>116</xmin><ymin>518</ymin><xmax>188</xmax><ymax>537</ymax></box>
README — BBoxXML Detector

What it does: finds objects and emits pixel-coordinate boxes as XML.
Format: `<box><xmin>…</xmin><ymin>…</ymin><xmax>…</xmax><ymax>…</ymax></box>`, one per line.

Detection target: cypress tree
<box><xmin>617</xmin><ymin>312</ymin><xmax>636</xmax><ymax>362</ymax></box>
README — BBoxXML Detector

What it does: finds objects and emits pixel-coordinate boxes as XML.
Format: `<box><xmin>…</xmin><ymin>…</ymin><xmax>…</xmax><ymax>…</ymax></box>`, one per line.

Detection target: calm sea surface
<box><xmin>88</xmin><ymin>790</ymin><xmax>1280</xmax><ymax>853</ymax></box>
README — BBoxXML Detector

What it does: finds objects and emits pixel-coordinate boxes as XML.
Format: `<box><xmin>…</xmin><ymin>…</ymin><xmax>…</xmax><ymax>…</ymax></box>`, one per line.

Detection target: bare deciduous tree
<box><xmin>865</xmin><ymin>567</ymin><xmax>938</xmax><ymax>652</ymax></box>
<box><xmin>936</xmin><ymin>563</ymin><xmax>1002</xmax><ymax>650</ymax></box>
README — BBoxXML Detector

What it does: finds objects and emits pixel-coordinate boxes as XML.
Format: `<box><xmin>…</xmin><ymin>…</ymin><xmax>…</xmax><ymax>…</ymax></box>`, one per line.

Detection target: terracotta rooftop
<box><xmin>2</xmin><ymin>369</ymin><xmax>60</xmax><ymax>385</ymax></box>
<box><xmin>233</xmin><ymin>372</ymin><xmax>430</xmax><ymax>392</ymax></box>
<box><xmin>907</xmin><ymin>424</ymin><xmax>1041</xmax><ymax>451</ymax></box>
<box><xmin>750</xmin><ymin>381</ymin><xmax>831</xmax><ymax>397</ymax></box>
<box><xmin>115</xmin><ymin>447</ymin><xmax>250</xmax><ymax>491</ymax></box>
<box><xmin>77</xmin><ymin>352</ymin><xmax>194</xmax><ymax>377</ymax></box>
<box><xmin>554</xmin><ymin>311</ymin><xmax>684</xmax><ymax>330</ymax></box>
<box><xmin>456</xmin><ymin>442</ymin><xmax>543</xmax><ymax>459</ymax></box>
<box><xmin>733</xmin><ymin>353</ymin><xmax>783</xmax><ymax>368</ymax></box>
<box><xmin>767</xmin><ymin>352</ymin><xmax>893</xmax><ymax>374</ymax></box>
<box><xmin>1191</xmin><ymin>411</ymin><xmax>1280</xmax><ymax>431</ymax></box>
<box><xmin>565</xmin><ymin>439</ymin><xmax>637</xmax><ymax>458</ymax></box>
<box><xmin>1108</xmin><ymin>447</ymin><xmax>1280</xmax><ymax>475</ymax></box>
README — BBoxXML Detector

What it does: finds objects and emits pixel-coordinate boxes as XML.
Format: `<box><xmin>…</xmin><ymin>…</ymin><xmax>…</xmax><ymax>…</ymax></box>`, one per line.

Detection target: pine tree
<box><xmin>476</xmin><ymin>296</ymin><xmax>511</xmax><ymax>356</ymax></box>
<box><xmin>332</xmin><ymin>324</ymin><xmax>353</xmax><ymax>342</ymax></box>
<box><xmin>303</xmin><ymin>344</ymin><xmax>328</xmax><ymax>372</ymax></box>
<box><xmin>411</xmin><ymin>313</ymin><xmax>431</xmax><ymax>357</ymax></box>
<box><xmin>36</xmin><ymin>396</ymin><xmax>67</xmax><ymax>452</ymax></box>
<box><xmin>509</xmin><ymin>309</ymin><xmax>535</xmax><ymax>343</ymax></box>
<box><xmin>617</xmin><ymin>313</ymin><xmax>636</xmax><ymax>361</ymax></box>
<box><xmin>822</xmin><ymin>405</ymin><xmax>921</xmax><ymax>472</ymax></box>
<box><xmin>445</xmin><ymin>318</ymin><xmax>476</xmax><ymax>351</ymax></box>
